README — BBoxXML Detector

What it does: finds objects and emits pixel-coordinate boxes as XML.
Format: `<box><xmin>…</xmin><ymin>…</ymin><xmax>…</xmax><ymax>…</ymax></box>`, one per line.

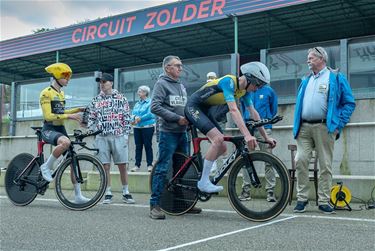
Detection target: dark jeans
<box><xmin>150</xmin><ymin>131</ymin><xmax>188</xmax><ymax>206</ymax></box>
<box><xmin>134</xmin><ymin>127</ymin><xmax>154</xmax><ymax>167</ymax></box>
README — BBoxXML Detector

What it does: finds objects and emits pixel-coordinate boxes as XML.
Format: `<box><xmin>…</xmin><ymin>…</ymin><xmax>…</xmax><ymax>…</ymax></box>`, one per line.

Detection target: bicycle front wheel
<box><xmin>5</xmin><ymin>153</ymin><xmax>40</xmax><ymax>206</ymax></box>
<box><xmin>150</xmin><ymin>152</ymin><xmax>199</xmax><ymax>215</ymax></box>
<box><xmin>54</xmin><ymin>153</ymin><xmax>107</xmax><ymax>211</ymax></box>
<box><xmin>228</xmin><ymin>151</ymin><xmax>290</xmax><ymax>222</ymax></box>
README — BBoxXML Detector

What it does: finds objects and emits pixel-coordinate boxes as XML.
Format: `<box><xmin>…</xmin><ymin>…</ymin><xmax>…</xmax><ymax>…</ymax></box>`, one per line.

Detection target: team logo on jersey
<box><xmin>51</xmin><ymin>100</ymin><xmax>65</xmax><ymax>114</ymax></box>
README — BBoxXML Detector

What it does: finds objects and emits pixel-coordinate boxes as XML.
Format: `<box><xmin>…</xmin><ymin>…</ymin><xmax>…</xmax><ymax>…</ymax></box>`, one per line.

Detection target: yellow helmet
<box><xmin>45</xmin><ymin>62</ymin><xmax>72</xmax><ymax>80</ymax></box>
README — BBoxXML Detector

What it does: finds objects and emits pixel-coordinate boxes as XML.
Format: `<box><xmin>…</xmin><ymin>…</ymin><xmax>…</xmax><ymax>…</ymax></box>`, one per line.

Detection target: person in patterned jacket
<box><xmin>87</xmin><ymin>73</ymin><xmax>135</xmax><ymax>204</ymax></box>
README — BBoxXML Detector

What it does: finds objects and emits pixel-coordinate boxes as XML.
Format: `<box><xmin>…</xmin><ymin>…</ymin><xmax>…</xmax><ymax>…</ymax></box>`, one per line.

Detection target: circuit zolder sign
<box><xmin>0</xmin><ymin>0</ymin><xmax>313</xmax><ymax>61</ymax></box>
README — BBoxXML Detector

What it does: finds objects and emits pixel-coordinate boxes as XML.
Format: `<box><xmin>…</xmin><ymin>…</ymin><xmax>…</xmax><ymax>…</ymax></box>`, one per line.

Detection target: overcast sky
<box><xmin>0</xmin><ymin>0</ymin><xmax>177</xmax><ymax>41</ymax></box>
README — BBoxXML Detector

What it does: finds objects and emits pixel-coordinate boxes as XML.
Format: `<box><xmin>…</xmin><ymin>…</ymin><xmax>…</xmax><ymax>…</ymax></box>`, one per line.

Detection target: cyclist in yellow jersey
<box><xmin>185</xmin><ymin>62</ymin><xmax>277</xmax><ymax>193</ymax></box>
<box><xmin>39</xmin><ymin>63</ymin><xmax>88</xmax><ymax>203</ymax></box>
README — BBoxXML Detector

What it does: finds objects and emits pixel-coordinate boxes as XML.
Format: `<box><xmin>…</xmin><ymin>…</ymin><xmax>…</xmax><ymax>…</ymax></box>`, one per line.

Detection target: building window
<box><xmin>16</xmin><ymin>81</ymin><xmax>49</xmax><ymax>119</ymax></box>
<box><xmin>0</xmin><ymin>84</ymin><xmax>11</xmax><ymax>135</ymax></box>
<box><xmin>348</xmin><ymin>37</ymin><xmax>375</xmax><ymax>98</ymax></box>
<box><xmin>15</xmin><ymin>74</ymin><xmax>97</xmax><ymax>120</ymax></box>
<box><xmin>267</xmin><ymin>44</ymin><xmax>340</xmax><ymax>103</ymax></box>
<box><xmin>119</xmin><ymin>55</ymin><xmax>231</xmax><ymax>108</ymax></box>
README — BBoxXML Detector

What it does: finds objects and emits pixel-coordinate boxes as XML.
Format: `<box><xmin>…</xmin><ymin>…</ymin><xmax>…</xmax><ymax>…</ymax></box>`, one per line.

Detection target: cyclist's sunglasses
<box><xmin>61</xmin><ymin>72</ymin><xmax>72</xmax><ymax>80</ymax></box>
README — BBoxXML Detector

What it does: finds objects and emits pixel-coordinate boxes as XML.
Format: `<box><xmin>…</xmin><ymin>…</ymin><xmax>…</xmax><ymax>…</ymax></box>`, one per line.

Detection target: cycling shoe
<box><xmin>40</xmin><ymin>163</ymin><xmax>53</xmax><ymax>182</ymax></box>
<box><xmin>197</xmin><ymin>180</ymin><xmax>223</xmax><ymax>193</ymax></box>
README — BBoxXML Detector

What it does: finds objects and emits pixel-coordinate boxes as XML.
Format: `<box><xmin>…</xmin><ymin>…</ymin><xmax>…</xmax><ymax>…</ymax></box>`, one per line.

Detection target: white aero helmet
<box><xmin>206</xmin><ymin>72</ymin><xmax>217</xmax><ymax>82</ymax></box>
<box><xmin>206</xmin><ymin>72</ymin><xmax>217</xmax><ymax>78</ymax></box>
<box><xmin>240</xmin><ymin>62</ymin><xmax>270</xmax><ymax>87</ymax></box>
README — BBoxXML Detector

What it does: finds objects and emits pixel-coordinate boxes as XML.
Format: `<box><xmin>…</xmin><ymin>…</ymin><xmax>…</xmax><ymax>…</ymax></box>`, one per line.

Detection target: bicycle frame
<box><xmin>169</xmin><ymin>125</ymin><xmax>261</xmax><ymax>190</ymax></box>
<box><xmin>13</xmin><ymin>128</ymin><xmax>100</xmax><ymax>191</ymax></box>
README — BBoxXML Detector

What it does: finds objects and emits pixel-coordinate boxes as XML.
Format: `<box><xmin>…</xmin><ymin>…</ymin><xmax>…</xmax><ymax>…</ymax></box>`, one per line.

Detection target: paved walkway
<box><xmin>1</xmin><ymin>188</ymin><xmax>374</xmax><ymax>250</ymax></box>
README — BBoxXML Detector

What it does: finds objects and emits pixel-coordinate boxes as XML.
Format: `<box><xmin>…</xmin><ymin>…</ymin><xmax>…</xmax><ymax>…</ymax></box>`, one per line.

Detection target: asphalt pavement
<box><xmin>1</xmin><ymin>188</ymin><xmax>374</xmax><ymax>251</ymax></box>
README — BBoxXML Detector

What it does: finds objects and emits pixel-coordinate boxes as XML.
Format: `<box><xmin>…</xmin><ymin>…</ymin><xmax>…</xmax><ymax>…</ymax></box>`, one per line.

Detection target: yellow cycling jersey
<box><xmin>198</xmin><ymin>75</ymin><xmax>247</xmax><ymax>106</ymax></box>
<box><xmin>40</xmin><ymin>86</ymin><xmax>80</xmax><ymax>126</ymax></box>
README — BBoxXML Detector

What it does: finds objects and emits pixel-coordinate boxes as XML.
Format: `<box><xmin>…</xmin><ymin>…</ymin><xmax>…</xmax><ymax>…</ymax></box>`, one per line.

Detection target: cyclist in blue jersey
<box><xmin>185</xmin><ymin>62</ymin><xmax>277</xmax><ymax>193</ymax></box>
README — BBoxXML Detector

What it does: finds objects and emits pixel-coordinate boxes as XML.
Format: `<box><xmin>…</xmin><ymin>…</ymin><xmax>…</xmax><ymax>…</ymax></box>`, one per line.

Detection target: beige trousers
<box><xmin>295</xmin><ymin>123</ymin><xmax>335</xmax><ymax>205</ymax></box>
<box><xmin>242</xmin><ymin>129</ymin><xmax>276</xmax><ymax>191</ymax></box>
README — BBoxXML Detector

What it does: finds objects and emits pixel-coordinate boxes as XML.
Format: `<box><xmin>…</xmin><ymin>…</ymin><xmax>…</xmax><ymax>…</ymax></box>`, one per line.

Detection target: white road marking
<box><xmin>283</xmin><ymin>213</ymin><xmax>375</xmax><ymax>223</ymax></box>
<box><xmin>157</xmin><ymin>216</ymin><xmax>298</xmax><ymax>251</ymax></box>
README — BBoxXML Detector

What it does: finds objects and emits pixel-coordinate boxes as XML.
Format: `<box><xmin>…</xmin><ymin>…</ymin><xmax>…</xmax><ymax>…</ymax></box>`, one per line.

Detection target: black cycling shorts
<box><xmin>185</xmin><ymin>89</ymin><xmax>228</xmax><ymax>134</ymax></box>
<box><xmin>41</xmin><ymin>123</ymin><xmax>68</xmax><ymax>146</ymax></box>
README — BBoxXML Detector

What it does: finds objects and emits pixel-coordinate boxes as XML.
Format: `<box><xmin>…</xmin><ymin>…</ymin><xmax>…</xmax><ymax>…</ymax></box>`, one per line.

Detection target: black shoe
<box><xmin>123</xmin><ymin>194</ymin><xmax>135</xmax><ymax>204</ymax></box>
<box><xmin>238</xmin><ymin>185</ymin><xmax>251</xmax><ymax>201</ymax></box>
<box><xmin>150</xmin><ymin>205</ymin><xmax>166</xmax><ymax>220</ymax></box>
<box><xmin>186</xmin><ymin>206</ymin><xmax>202</xmax><ymax>214</ymax></box>
<box><xmin>103</xmin><ymin>194</ymin><xmax>113</xmax><ymax>204</ymax></box>
<box><xmin>294</xmin><ymin>201</ymin><xmax>308</xmax><ymax>213</ymax></box>
<box><xmin>318</xmin><ymin>204</ymin><xmax>336</xmax><ymax>214</ymax></box>
<box><xmin>266</xmin><ymin>191</ymin><xmax>276</xmax><ymax>202</ymax></box>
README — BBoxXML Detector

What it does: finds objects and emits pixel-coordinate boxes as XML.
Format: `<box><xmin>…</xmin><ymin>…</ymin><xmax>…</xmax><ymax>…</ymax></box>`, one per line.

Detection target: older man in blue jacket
<box><xmin>293</xmin><ymin>46</ymin><xmax>355</xmax><ymax>214</ymax></box>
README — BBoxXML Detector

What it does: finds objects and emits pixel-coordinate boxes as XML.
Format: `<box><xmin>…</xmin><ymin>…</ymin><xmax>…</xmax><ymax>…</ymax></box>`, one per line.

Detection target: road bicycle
<box><xmin>150</xmin><ymin>116</ymin><xmax>291</xmax><ymax>222</ymax></box>
<box><xmin>5</xmin><ymin>127</ymin><xmax>107</xmax><ymax>211</ymax></box>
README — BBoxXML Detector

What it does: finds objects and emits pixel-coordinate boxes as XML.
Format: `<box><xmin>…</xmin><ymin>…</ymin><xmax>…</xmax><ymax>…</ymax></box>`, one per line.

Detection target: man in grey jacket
<box><xmin>149</xmin><ymin>55</ymin><xmax>201</xmax><ymax>219</ymax></box>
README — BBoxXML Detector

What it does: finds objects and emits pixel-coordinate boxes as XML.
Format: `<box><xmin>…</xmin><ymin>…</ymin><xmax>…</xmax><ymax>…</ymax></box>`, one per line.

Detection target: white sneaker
<box><xmin>130</xmin><ymin>166</ymin><xmax>140</xmax><ymax>172</ymax></box>
<box><xmin>197</xmin><ymin>180</ymin><xmax>223</xmax><ymax>193</ymax></box>
<box><xmin>40</xmin><ymin>163</ymin><xmax>53</xmax><ymax>182</ymax></box>
<box><xmin>74</xmin><ymin>195</ymin><xmax>90</xmax><ymax>204</ymax></box>
<box><xmin>147</xmin><ymin>165</ymin><xmax>153</xmax><ymax>172</ymax></box>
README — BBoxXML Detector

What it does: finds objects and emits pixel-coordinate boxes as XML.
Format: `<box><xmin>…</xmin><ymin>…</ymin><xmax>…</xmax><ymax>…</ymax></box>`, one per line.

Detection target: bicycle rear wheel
<box><xmin>150</xmin><ymin>152</ymin><xmax>199</xmax><ymax>215</ymax></box>
<box><xmin>227</xmin><ymin>151</ymin><xmax>290</xmax><ymax>222</ymax></box>
<box><xmin>5</xmin><ymin>153</ymin><xmax>40</xmax><ymax>206</ymax></box>
<box><xmin>54</xmin><ymin>153</ymin><xmax>107</xmax><ymax>211</ymax></box>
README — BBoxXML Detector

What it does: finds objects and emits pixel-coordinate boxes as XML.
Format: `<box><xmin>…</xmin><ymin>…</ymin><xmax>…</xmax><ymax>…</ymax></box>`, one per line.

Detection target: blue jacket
<box><xmin>132</xmin><ymin>98</ymin><xmax>156</xmax><ymax>127</ymax></box>
<box><xmin>241</xmin><ymin>85</ymin><xmax>278</xmax><ymax>129</ymax></box>
<box><xmin>293</xmin><ymin>70</ymin><xmax>355</xmax><ymax>139</ymax></box>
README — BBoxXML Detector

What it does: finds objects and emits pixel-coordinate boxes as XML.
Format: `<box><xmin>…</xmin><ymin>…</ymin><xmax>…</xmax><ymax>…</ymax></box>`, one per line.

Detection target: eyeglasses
<box><xmin>168</xmin><ymin>63</ymin><xmax>183</xmax><ymax>69</ymax></box>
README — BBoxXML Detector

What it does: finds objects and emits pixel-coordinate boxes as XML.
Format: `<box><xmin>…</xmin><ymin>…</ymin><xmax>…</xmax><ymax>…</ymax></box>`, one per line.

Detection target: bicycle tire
<box><xmin>54</xmin><ymin>153</ymin><xmax>107</xmax><ymax>211</ymax></box>
<box><xmin>150</xmin><ymin>152</ymin><xmax>199</xmax><ymax>215</ymax></box>
<box><xmin>5</xmin><ymin>153</ymin><xmax>40</xmax><ymax>206</ymax></box>
<box><xmin>227</xmin><ymin>151</ymin><xmax>290</xmax><ymax>222</ymax></box>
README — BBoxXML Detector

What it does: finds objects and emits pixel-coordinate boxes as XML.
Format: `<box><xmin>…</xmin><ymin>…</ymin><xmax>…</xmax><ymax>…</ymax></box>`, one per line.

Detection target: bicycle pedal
<box><xmin>199</xmin><ymin>191</ymin><xmax>218</xmax><ymax>196</ymax></box>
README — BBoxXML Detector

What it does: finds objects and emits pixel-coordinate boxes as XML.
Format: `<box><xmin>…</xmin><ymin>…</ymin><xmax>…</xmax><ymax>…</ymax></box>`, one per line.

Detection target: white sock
<box><xmin>106</xmin><ymin>187</ymin><xmax>112</xmax><ymax>195</ymax></box>
<box><xmin>74</xmin><ymin>183</ymin><xmax>81</xmax><ymax>196</ymax></box>
<box><xmin>200</xmin><ymin>159</ymin><xmax>214</xmax><ymax>184</ymax></box>
<box><xmin>123</xmin><ymin>185</ymin><xmax>129</xmax><ymax>195</ymax></box>
<box><xmin>44</xmin><ymin>154</ymin><xmax>57</xmax><ymax>169</ymax></box>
